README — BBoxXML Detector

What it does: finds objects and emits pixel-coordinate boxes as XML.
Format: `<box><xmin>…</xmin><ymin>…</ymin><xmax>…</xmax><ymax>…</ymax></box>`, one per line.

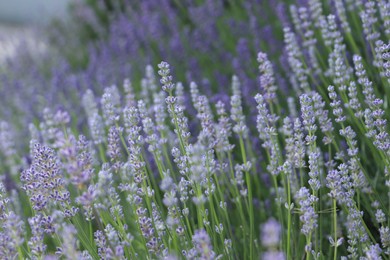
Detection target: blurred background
<box><xmin>0</xmin><ymin>0</ymin><xmax>71</xmax><ymax>24</ymax></box>
<box><xmin>0</xmin><ymin>0</ymin><xmax>72</xmax><ymax>63</ymax></box>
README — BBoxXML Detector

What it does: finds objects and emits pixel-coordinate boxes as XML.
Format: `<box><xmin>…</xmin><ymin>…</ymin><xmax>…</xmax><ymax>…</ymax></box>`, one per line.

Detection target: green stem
<box><xmin>286</xmin><ymin>173</ymin><xmax>292</xmax><ymax>260</ymax></box>
<box><xmin>333</xmin><ymin>199</ymin><xmax>338</xmax><ymax>260</ymax></box>
<box><xmin>239</xmin><ymin>135</ymin><xmax>254</xmax><ymax>260</ymax></box>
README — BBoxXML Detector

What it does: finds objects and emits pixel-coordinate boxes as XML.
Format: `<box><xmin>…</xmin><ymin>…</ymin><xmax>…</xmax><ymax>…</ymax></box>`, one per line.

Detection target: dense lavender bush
<box><xmin>0</xmin><ymin>0</ymin><xmax>390</xmax><ymax>259</ymax></box>
<box><xmin>0</xmin><ymin>0</ymin><xmax>289</xmax><ymax>142</ymax></box>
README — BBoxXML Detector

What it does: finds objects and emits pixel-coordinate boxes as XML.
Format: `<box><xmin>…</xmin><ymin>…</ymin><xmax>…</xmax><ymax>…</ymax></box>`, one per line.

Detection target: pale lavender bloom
<box><xmin>55</xmin><ymin>224</ymin><xmax>82</xmax><ymax>259</ymax></box>
<box><xmin>298</xmin><ymin>7</ymin><xmax>316</xmax><ymax>48</ymax></box>
<box><xmin>328</xmin><ymin>47</ymin><xmax>353</xmax><ymax>92</ymax></box>
<box><xmin>21</xmin><ymin>143</ymin><xmax>76</xmax><ymax>216</ymax></box>
<box><xmin>371</xmin><ymin>99</ymin><xmax>390</xmax><ymax>153</ymax></box>
<box><xmin>94</xmin><ymin>164</ymin><xmax>117</xmax><ymax>212</ymax></box>
<box><xmin>339</xmin><ymin>126</ymin><xmax>359</xmax><ymax>157</ymax></box>
<box><xmin>139</xmin><ymin>98</ymin><xmax>153</xmax><ymax>124</ymax></box>
<box><xmin>261</xmin><ymin>218</ymin><xmax>282</xmax><ymax>248</ymax></box>
<box><xmin>287</xmin><ymin>97</ymin><xmax>298</xmax><ymax>118</ymax></box>
<box><xmin>334</xmin><ymin>0</ymin><xmax>351</xmax><ymax>33</ymax></box>
<box><xmin>381</xmin><ymin>43</ymin><xmax>390</xmax><ymax>82</ymax></box>
<box><xmin>290</xmin><ymin>5</ymin><xmax>301</xmax><ymax>32</ymax></box>
<box><xmin>0</xmin><ymin>211</ymin><xmax>24</xmax><ymax>259</ymax></box>
<box><xmin>308</xmin><ymin>0</ymin><xmax>323</xmax><ymax>27</ymax></box>
<box><xmin>107</xmin><ymin>126</ymin><xmax>123</xmax><ymax>168</ymax></box>
<box><xmin>178</xmin><ymin>177</ymin><xmax>190</xmax><ymax>203</ymax></box>
<box><xmin>312</xmin><ymin>92</ymin><xmax>334</xmax><ymax>144</ymax></box>
<box><xmin>284</xmin><ymin>27</ymin><xmax>309</xmax><ymax>92</ymax></box>
<box><xmin>137</xmin><ymin>207</ymin><xmax>160</xmax><ymax>254</ymax></box>
<box><xmin>86</xmin><ymin>111</ymin><xmax>103</xmax><ymax>145</ymax></box>
<box><xmin>353</xmin><ymin>55</ymin><xmax>376</xmax><ymax>107</ymax></box>
<box><xmin>158</xmin><ymin>62</ymin><xmax>175</xmax><ymax>93</ymax></box>
<box><xmin>281</xmin><ymin>120</ymin><xmax>300</xmax><ymax>194</ymax></box>
<box><xmin>230</xmin><ymin>76</ymin><xmax>248</xmax><ymax>138</ymax></box>
<box><xmin>234</xmin><ymin>163</ymin><xmax>248</xmax><ymax>197</ymax></box>
<box><xmin>255</xmin><ymin>94</ymin><xmax>280</xmax><ymax>175</ymax></box>
<box><xmin>123</xmin><ymin>106</ymin><xmax>140</xmax><ymax>137</ymax></box>
<box><xmin>160</xmin><ymin>170</ymin><xmax>178</xmax><ymax>207</ymax></box>
<box><xmin>345</xmin><ymin>0</ymin><xmax>363</xmax><ymax>10</ymax></box>
<box><xmin>0</xmin><ymin>183</ymin><xmax>9</xmax><ymax>221</ymax></box>
<box><xmin>365</xmin><ymin>244</ymin><xmax>382</xmax><ymax>260</ymax></box>
<box><xmin>153</xmin><ymin>91</ymin><xmax>169</xmax><ymax>146</ymax></box>
<box><xmin>374</xmin><ymin>41</ymin><xmax>388</xmax><ymax>74</ymax></box>
<box><xmin>158</xmin><ymin>63</ymin><xmax>190</xmax><ymax>146</ymax></box>
<box><xmin>296</xmin><ymin>187</ymin><xmax>318</xmax><ymax>236</ymax></box>
<box><xmin>347</xmin><ymin>81</ymin><xmax>363</xmax><ymax>118</ymax></box>
<box><xmin>379</xmin><ymin>226</ymin><xmax>390</xmax><ymax>255</ymax></box>
<box><xmin>186</xmin><ymin>143</ymin><xmax>215</xmax><ymax>200</ymax></box>
<box><xmin>364</xmin><ymin>109</ymin><xmax>378</xmax><ymax>138</ymax></box>
<box><xmin>348</xmin><ymin>158</ymin><xmax>370</xmax><ymax>193</ymax></box>
<box><xmin>140</xmin><ymin>65</ymin><xmax>158</xmax><ymax>106</ymax></box>
<box><xmin>108</xmin><ymin>187</ymin><xmax>124</xmax><ymax>221</ymax></box>
<box><xmin>175</xmin><ymin>82</ymin><xmax>186</xmax><ymax>108</ymax></box>
<box><xmin>300</xmin><ymin>94</ymin><xmax>317</xmax><ymax>144</ymax></box>
<box><xmin>29</xmin><ymin>123</ymin><xmax>40</xmax><ymax>145</ymax></box>
<box><xmin>0</xmin><ymin>122</ymin><xmax>17</xmax><ymax>175</ymax></box>
<box><xmin>255</xmin><ymin>93</ymin><xmax>278</xmax><ymax>147</ymax></box>
<box><xmin>101</xmin><ymin>91</ymin><xmax>119</xmax><ymax>127</ymax></box>
<box><xmin>322</xmin><ymin>15</ymin><xmax>344</xmax><ymax>49</ymax></box>
<box><xmin>376</xmin><ymin>209</ymin><xmax>386</xmax><ymax>224</ymax></box>
<box><xmin>68</xmin><ymin>135</ymin><xmax>94</xmax><ymax>186</ymax></box>
<box><xmin>28</xmin><ymin>214</ymin><xmax>47</xmax><ymax>257</ymax></box>
<box><xmin>262</xmin><ymin>251</ymin><xmax>286</xmax><ymax>260</ymax></box>
<box><xmin>346</xmin><ymin>206</ymin><xmax>369</xmax><ymax>258</ymax></box>
<box><xmin>308</xmin><ymin>150</ymin><xmax>321</xmax><ymax>191</ymax></box>
<box><xmin>379</xmin><ymin>1</ymin><xmax>390</xmax><ymax>39</ymax></box>
<box><xmin>82</xmin><ymin>89</ymin><xmax>99</xmax><ymax>120</ymax></box>
<box><xmin>76</xmin><ymin>184</ymin><xmax>98</xmax><ymax>220</ymax></box>
<box><xmin>215</xmin><ymin>101</ymin><xmax>234</xmax><ymax>153</ymax></box>
<box><xmin>189</xmin><ymin>229</ymin><xmax>216</xmax><ymax>260</ymax></box>
<box><xmin>123</xmin><ymin>78</ymin><xmax>137</xmax><ymax>107</ymax></box>
<box><xmin>55</xmin><ymin>134</ymin><xmax>78</xmax><ymax>178</ymax></box>
<box><xmin>94</xmin><ymin>230</ymin><xmax>114</xmax><ymax>259</ymax></box>
<box><xmin>308</xmin><ymin>45</ymin><xmax>321</xmax><ymax>75</ymax></box>
<box><xmin>257</xmin><ymin>52</ymin><xmax>277</xmax><ymax>103</ymax></box>
<box><xmin>172</xmin><ymin>147</ymin><xmax>189</xmax><ymax>177</ymax></box>
<box><xmin>360</xmin><ymin>2</ymin><xmax>380</xmax><ymax>42</ymax></box>
<box><xmin>104</xmin><ymin>224</ymin><xmax>127</xmax><ymax>258</ymax></box>
<box><xmin>328</xmin><ymin>85</ymin><xmax>346</xmax><ymax>123</ymax></box>
<box><xmin>40</xmin><ymin>107</ymin><xmax>62</xmax><ymax>144</ymax></box>
<box><xmin>293</xmin><ymin>118</ymin><xmax>306</xmax><ymax>168</ymax></box>
<box><xmin>318</xmin><ymin>16</ymin><xmax>331</xmax><ymax>47</ymax></box>
<box><xmin>195</xmin><ymin>95</ymin><xmax>215</xmax><ymax>150</ymax></box>
<box><xmin>141</xmin><ymin>113</ymin><xmax>161</xmax><ymax>155</ymax></box>
<box><xmin>0</xmin><ymin>184</ymin><xmax>24</xmax><ymax>259</ymax></box>
<box><xmin>327</xmin><ymin>163</ymin><xmax>354</xmax><ymax>206</ymax></box>
<box><xmin>163</xmin><ymin>254</ymin><xmax>178</xmax><ymax>260</ymax></box>
<box><xmin>190</xmin><ymin>82</ymin><xmax>200</xmax><ymax>111</ymax></box>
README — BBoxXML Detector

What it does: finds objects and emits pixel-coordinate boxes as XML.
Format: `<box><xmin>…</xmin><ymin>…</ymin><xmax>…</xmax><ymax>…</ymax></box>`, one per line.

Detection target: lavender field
<box><xmin>0</xmin><ymin>0</ymin><xmax>389</xmax><ymax>259</ymax></box>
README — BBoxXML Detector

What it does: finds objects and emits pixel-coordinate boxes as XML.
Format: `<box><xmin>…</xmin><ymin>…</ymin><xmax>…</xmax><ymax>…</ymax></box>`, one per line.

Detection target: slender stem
<box><xmin>239</xmin><ymin>135</ymin><xmax>254</xmax><ymax>260</ymax></box>
<box><xmin>333</xmin><ymin>199</ymin><xmax>338</xmax><ymax>260</ymax></box>
<box><xmin>286</xmin><ymin>173</ymin><xmax>292</xmax><ymax>260</ymax></box>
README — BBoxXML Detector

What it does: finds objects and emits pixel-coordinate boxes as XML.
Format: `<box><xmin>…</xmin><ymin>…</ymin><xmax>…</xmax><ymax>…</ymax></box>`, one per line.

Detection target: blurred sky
<box><xmin>0</xmin><ymin>0</ymin><xmax>72</xmax><ymax>25</ymax></box>
<box><xmin>0</xmin><ymin>0</ymin><xmax>72</xmax><ymax>64</ymax></box>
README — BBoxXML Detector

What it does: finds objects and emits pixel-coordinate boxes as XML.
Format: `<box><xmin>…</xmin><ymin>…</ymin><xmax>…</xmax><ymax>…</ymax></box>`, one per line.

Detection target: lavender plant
<box><xmin>0</xmin><ymin>0</ymin><xmax>390</xmax><ymax>259</ymax></box>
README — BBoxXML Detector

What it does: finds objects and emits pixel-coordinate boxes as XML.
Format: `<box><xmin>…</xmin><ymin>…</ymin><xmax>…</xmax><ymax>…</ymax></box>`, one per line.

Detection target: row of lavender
<box><xmin>0</xmin><ymin>0</ymin><xmax>390</xmax><ymax>259</ymax></box>
<box><xmin>0</xmin><ymin>0</ymin><xmax>286</xmax><ymax>144</ymax></box>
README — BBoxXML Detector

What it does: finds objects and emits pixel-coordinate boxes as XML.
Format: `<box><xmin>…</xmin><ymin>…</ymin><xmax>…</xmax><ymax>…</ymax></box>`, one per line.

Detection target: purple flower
<box><xmin>189</xmin><ymin>229</ymin><xmax>216</xmax><ymax>260</ymax></box>
<box><xmin>261</xmin><ymin>218</ymin><xmax>282</xmax><ymax>248</ymax></box>
<box><xmin>21</xmin><ymin>143</ymin><xmax>76</xmax><ymax>217</ymax></box>
<box><xmin>296</xmin><ymin>187</ymin><xmax>318</xmax><ymax>236</ymax></box>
